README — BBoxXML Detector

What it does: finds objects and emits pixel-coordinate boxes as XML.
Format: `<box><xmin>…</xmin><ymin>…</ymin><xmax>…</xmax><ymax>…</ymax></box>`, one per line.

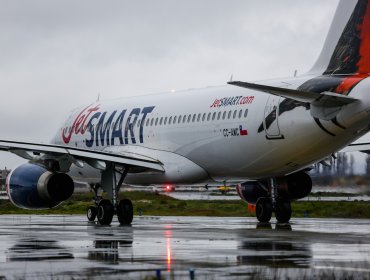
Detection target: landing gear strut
<box><xmin>255</xmin><ymin>178</ymin><xmax>291</xmax><ymax>223</ymax></box>
<box><xmin>86</xmin><ymin>164</ymin><xmax>133</xmax><ymax>226</ymax></box>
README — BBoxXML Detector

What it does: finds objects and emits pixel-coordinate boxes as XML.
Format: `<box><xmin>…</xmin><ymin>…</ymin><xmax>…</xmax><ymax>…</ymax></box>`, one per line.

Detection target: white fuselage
<box><xmin>52</xmin><ymin>74</ymin><xmax>370</xmax><ymax>185</ymax></box>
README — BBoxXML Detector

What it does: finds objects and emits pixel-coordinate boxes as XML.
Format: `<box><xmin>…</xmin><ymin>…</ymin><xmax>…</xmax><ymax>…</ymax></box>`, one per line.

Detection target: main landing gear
<box><xmin>87</xmin><ymin>164</ymin><xmax>133</xmax><ymax>226</ymax></box>
<box><xmin>256</xmin><ymin>178</ymin><xmax>291</xmax><ymax>223</ymax></box>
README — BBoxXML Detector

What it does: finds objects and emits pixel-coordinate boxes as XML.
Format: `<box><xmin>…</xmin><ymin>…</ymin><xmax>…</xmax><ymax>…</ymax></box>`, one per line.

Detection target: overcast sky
<box><xmin>0</xmin><ymin>0</ymin><xmax>341</xmax><ymax>169</ymax></box>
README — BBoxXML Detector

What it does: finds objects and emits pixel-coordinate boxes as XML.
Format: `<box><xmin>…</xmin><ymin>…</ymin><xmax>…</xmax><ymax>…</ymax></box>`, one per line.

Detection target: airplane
<box><xmin>1</xmin><ymin>0</ymin><xmax>370</xmax><ymax>225</ymax></box>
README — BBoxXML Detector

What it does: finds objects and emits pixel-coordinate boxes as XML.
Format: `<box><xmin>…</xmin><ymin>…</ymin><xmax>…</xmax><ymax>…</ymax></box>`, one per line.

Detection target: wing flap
<box><xmin>342</xmin><ymin>142</ymin><xmax>370</xmax><ymax>153</ymax></box>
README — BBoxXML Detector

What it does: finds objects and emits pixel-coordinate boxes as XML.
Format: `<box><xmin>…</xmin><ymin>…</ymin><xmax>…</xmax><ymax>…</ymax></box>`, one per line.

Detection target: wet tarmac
<box><xmin>0</xmin><ymin>215</ymin><xmax>370</xmax><ymax>279</ymax></box>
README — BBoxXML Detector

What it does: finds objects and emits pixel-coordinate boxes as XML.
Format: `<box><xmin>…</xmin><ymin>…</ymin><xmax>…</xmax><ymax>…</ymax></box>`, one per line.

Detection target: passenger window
<box><xmin>244</xmin><ymin>109</ymin><xmax>249</xmax><ymax>118</ymax></box>
<box><xmin>222</xmin><ymin>111</ymin><xmax>226</xmax><ymax>120</ymax></box>
<box><xmin>160</xmin><ymin>117</ymin><xmax>163</xmax><ymax>125</ymax></box>
<box><xmin>217</xmin><ymin>112</ymin><xmax>221</xmax><ymax>120</ymax></box>
<box><xmin>233</xmin><ymin>110</ymin><xmax>237</xmax><ymax>119</ymax></box>
<box><xmin>192</xmin><ymin>114</ymin><xmax>196</xmax><ymax>122</ymax></box>
<box><xmin>202</xmin><ymin>113</ymin><xmax>206</xmax><ymax>121</ymax></box>
<box><xmin>238</xmin><ymin>110</ymin><xmax>243</xmax><ymax>118</ymax></box>
<box><xmin>151</xmin><ymin>118</ymin><xmax>154</xmax><ymax>126</ymax></box>
<box><xmin>197</xmin><ymin>113</ymin><xmax>201</xmax><ymax>122</ymax></box>
<box><xmin>137</xmin><ymin>119</ymin><xmax>141</xmax><ymax>127</ymax></box>
<box><xmin>228</xmin><ymin>111</ymin><xmax>232</xmax><ymax>119</ymax></box>
<box><xmin>183</xmin><ymin>115</ymin><xmax>187</xmax><ymax>123</ymax></box>
<box><xmin>146</xmin><ymin>119</ymin><xmax>150</xmax><ymax>126</ymax></box>
<box><xmin>155</xmin><ymin>118</ymin><xmax>158</xmax><ymax>126</ymax></box>
<box><xmin>174</xmin><ymin>116</ymin><xmax>177</xmax><ymax>123</ymax></box>
<box><xmin>164</xmin><ymin>117</ymin><xmax>167</xmax><ymax>125</ymax></box>
<box><xmin>207</xmin><ymin>113</ymin><xmax>211</xmax><ymax>121</ymax></box>
<box><xmin>212</xmin><ymin>112</ymin><xmax>216</xmax><ymax>120</ymax></box>
<box><xmin>169</xmin><ymin>116</ymin><xmax>172</xmax><ymax>125</ymax></box>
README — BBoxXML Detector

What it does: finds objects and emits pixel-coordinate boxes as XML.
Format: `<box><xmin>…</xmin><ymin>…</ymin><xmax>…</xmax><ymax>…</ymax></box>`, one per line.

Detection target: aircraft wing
<box><xmin>0</xmin><ymin>139</ymin><xmax>164</xmax><ymax>172</ymax></box>
<box><xmin>228</xmin><ymin>81</ymin><xmax>358</xmax><ymax>106</ymax></box>
<box><xmin>342</xmin><ymin>142</ymin><xmax>370</xmax><ymax>154</ymax></box>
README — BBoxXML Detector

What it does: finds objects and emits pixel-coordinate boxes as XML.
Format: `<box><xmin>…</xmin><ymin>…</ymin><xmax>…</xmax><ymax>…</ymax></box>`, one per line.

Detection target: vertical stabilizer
<box><xmin>310</xmin><ymin>0</ymin><xmax>370</xmax><ymax>75</ymax></box>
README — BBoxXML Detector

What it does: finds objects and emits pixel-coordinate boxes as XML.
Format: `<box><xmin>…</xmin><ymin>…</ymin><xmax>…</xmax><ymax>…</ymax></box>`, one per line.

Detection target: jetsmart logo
<box><xmin>62</xmin><ymin>104</ymin><xmax>155</xmax><ymax>147</ymax></box>
<box><xmin>210</xmin><ymin>96</ymin><xmax>254</xmax><ymax>108</ymax></box>
<box><xmin>62</xmin><ymin>104</ymin><xmax>100</xmax><ymax>144</ymax></box>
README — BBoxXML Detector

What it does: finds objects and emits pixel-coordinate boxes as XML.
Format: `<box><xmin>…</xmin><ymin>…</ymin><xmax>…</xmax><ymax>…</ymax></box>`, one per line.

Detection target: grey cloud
<box><xmin>0</xmin><ymin>0</ymin><xmax>339</xmax><ymax>168</ymax></box>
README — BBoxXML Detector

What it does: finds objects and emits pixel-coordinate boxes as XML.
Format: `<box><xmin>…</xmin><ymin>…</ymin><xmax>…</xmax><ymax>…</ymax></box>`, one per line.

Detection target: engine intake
<box><xmin>7</xmin><ymin>163</ymin><xmax>74</xmax><ymax>209</ymax></box>
<box><xmin>236</xmin><ymin>181</ymin><xmax>269</xmax><ymax>205</ymax></box>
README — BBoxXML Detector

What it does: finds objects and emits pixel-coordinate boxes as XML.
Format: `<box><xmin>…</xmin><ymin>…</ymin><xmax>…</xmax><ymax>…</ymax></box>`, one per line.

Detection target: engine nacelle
<box><xmin>236</xmin><ymin>181</ymin><xmax>269</xmax><ymax>205</ymax></box>
<box><xmin>236</xmin><ymin>172</ymin><xmax>312</xmax><ymax>204</ymax></box>
<box><xmin>6</xmin><ymin>163</ymin><xmax>74</xmax><ymax>209</ymax></box>
<box><xmin>277</xmin><ymin>171</ymin><xmax>312</xmax><ymax>200</ymax></box>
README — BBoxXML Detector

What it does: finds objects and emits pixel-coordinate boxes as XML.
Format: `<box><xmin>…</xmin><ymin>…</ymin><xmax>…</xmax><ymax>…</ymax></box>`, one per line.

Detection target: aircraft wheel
<box><xmin>256</xmin><ymin>197</ymin><xmax>272</xmax><ymax>223</ymax></box>
<box><xmin>97</xmin><ymin>199</ymin><xmax>114</xmax><ymax>225</ymax></box>
<box><xmin>87</xmin><ymin>206</ymin><xmax>97</xmax><ymax>221</ymax></box>
<box><xmin>117</xmin><ymin>199</ymin><xmax>134</xmax><ymax>225</ymax></box>
<box><xmin>275</xmin><ymin>198</ymin><xmax>291</xmax><ymax>223</ymax></box>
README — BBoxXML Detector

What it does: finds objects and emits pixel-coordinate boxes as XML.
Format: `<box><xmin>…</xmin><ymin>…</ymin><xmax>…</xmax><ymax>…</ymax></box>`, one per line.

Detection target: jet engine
<box><xmin>6</xmin><ymin>163</ymin><xmax>74</xmax><ymax>209</ymax></box>
<box><xmin>236</xmin><ymin>171</ymin><xmax>312</xmax><ymax>204</ymax></box>
<box><xmin>276</xmin><ymin>171</ymin><xmax>312</xmax><ymax>200</ymax></box>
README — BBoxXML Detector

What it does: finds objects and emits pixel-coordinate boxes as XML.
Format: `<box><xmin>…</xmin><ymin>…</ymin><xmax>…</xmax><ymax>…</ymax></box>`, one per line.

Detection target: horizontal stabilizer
<box><xmin>228</xmin><ymin>81</ymin><xmax>358</xmax><ymax>106</ymax></box>
<box><xmin>228</xmin><ymin>81</ymin><xmax>359</xmax><ymax>120</ymax></box>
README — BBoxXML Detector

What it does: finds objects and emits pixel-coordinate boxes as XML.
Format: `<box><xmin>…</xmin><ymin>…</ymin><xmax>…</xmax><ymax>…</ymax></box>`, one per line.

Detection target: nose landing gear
<box><xmin>86</xmin><ymin>164</ymin><xmax>134</xmax><ymax>226</ymax></box>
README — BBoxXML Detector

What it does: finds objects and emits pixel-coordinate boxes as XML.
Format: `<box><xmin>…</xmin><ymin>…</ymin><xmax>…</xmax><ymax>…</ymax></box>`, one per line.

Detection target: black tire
<box><xmin>275</xmin><ymin>198</ymin><xmax>292</xmax><ymax>223</ymax></box>
<box><xmin>87</xmin><ymin>206</ymin><xmax>97</xmax><ymax>221</ymax></box>
<box><xmin>117</xmin><ymin>199</ymin><xmax>134</xmax><ymax>225</ymax></box>
<box><xmin>256</xmin><ymin>197</ymin><xmax>273</xmax><ymax>223</ymax></box>
<box><xmin>97</xmin><ymin>199</ymin><xmax>114</xmax><ymax>225</ymax></box>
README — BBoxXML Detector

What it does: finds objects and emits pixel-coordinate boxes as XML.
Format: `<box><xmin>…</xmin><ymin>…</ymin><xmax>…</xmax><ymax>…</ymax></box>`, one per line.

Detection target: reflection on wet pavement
<box><xmin>7</xmin><ymin>239</ymin><xmax>74</xmax><ymax>261</ymax></box>
<box><xmin>0</xmin><ymin>215</ymin><xmax>369</xmax><ymax>279</ymax></box>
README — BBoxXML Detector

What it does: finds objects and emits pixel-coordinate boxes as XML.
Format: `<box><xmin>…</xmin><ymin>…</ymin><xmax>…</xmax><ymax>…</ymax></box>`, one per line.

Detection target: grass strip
<box><xmin>0</xmin><ymin>192</ymin><xmax>369</xmax><ymax>219</ymax></box>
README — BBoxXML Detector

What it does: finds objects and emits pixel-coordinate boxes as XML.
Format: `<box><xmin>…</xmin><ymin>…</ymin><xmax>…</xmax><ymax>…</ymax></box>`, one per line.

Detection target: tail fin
<box><xmin>310</xmin><ymin>0</ymin><xmax>370</xmax><ymax>75</ymax></box>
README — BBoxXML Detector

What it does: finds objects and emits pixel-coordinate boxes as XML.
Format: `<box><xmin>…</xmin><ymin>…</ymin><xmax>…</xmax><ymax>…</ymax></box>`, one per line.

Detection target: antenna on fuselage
<box><xmin>97</xmin><ymin>93</ymin><xmax>100</xmax><ymax>102</ymax></box>
<box><xmin>229</xmin><ymin>74</ymin><xmax>233</xmax><ymax>82</ymax></box>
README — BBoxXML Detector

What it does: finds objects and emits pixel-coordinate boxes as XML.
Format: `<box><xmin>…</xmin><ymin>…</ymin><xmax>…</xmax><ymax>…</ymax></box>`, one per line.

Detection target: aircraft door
<box><xmin>263</xmin><ymin>96</ymin><xmax>284</xmax><ymax>140</ymax></box>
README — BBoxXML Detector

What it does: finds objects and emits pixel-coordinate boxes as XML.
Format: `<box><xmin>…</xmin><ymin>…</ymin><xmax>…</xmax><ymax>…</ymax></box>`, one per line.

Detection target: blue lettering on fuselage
<box><xmin>111</xmin><ymin>109</ymin><xmax>126</xmax><ymax>145</ymax></box>
<box><xmin>84</xmin><ymin>106</ymin><xmax>155</xmax><ymax>148</ymax></box>
<box><xmin>125</xmin><ymin>108</ymin><xmax>140</xmax><ymax>144</ymax></box>
<box><xmin>96</xmin><ymin>111</ymin><xmax>117</xmax><ymax>146</ymax></box>
<box><xmin>85</xmin><ymin>112</ymin><xmax>101</xmax><ymax>148</ymax></box>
